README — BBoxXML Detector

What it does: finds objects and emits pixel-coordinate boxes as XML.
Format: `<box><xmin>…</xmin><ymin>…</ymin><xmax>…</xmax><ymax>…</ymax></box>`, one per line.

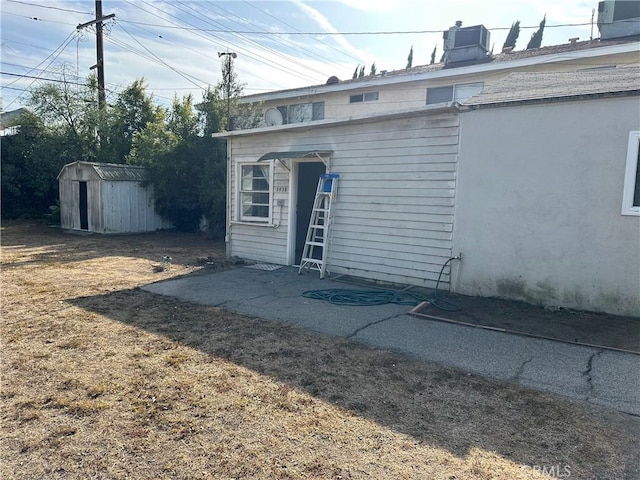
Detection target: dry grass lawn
<box><xmin>2</xmin><ymin>221</ymin><xmax>638</xmax><ymax>479</ymax></box>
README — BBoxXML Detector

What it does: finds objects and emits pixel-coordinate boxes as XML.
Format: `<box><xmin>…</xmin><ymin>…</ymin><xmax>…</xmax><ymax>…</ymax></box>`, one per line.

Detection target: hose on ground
<box><xmin>302</xmin><ymin>289</ymin><xmax>418</xmax><ymax>306</ymax></box>
<box><xmin>301</xmin><ymin>257</ymin><xmax>462</xmax><ymax>310</ymax></box>
<box><xmin>423</xmin><ymin>257</ymin><xmax>462</xmax><ymax>312</ymax></box>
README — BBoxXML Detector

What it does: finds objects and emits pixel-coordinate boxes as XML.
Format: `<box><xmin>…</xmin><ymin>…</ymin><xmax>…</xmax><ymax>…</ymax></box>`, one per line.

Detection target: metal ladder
<box><xmin>298</xmin><ymin>173</ymin><xmax>339</xmax><ymax>279</ymax></box>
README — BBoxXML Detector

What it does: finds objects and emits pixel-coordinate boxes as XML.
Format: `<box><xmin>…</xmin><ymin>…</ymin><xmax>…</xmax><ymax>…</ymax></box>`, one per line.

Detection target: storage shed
<box><xmin>58</xmin><ymin>161</ymin><xmax>171</xmax><ymax>233</ymax></box>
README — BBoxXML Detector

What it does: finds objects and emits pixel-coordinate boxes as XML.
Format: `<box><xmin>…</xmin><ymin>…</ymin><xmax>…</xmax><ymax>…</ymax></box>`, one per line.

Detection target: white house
<box><xmin>58</xmin><ymin>161</ymin><xmax>172</xmax><ymax>234</ymax></box>
<box><xmin>216</xmin><ymin>13</ymin><xmax>640</xmax><ymax>316</ymax></box>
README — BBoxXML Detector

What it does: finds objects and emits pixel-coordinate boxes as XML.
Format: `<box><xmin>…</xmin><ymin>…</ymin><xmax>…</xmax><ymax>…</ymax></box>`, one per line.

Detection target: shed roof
<box><xmin>58</xmin><ymin>161</ymin><xmax>146</xmax><ymax>181</ymax></box>
<box><xmin>461</xmin><ymin>66</ymin><xmax>640</xmax><ymax>107</ymax></box>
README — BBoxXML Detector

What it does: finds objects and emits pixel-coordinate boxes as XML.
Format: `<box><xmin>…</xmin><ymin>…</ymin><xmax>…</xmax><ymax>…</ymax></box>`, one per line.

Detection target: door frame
<box><xmin>286</xmin><ymin>159</ymin><xmax>326</xmax><ymax>265</ymax></box>
<box><xmin>78</xmin><ymin>181</ymin><xmax>89</xmax><ymax>230</ymax></box>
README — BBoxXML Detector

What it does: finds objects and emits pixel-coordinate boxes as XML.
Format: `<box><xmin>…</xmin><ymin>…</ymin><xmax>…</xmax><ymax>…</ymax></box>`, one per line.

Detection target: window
<box><xmin>426</xmin><ymin>86</ymin><xmax>454</xmax><ymax>105</ymax></box>
<box><xmin>426</xmin><ymin>82</ymin><xmax>483</xmax><ymax>105</ymax></box>
<box><xmin>276</xmin><ymin>102</ymin><xmax>324</xmax><ymax>124</ymax></box>
<box><xmin>239</xmin><ymin>163</ymin><xmax>272</xmax><ymax>222</ymax></box>
<box><xmin>349</xmin><ymin>91</ymin><xmax>379</xmax><ymax>103</ymax></box>
<box><xmin>621</xmin><ymin>131</ymin><xmax>640</xmax><ymax>216</ymax></box>
<box><xmin>288</xmin><ymin>103</ymin><xmax>312</xmax><ymax>123</ymax></box>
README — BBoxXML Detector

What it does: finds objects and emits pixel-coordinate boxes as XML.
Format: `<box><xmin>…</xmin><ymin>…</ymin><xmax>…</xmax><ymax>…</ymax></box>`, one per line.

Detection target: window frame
<box><xmin>426</xmin><ymin>82</ymin><xmax>484</xmax><ymax>105</ymax></box>
<box><xmin>349</xmin><ymin>91</ymin><xmax>379</xmax><ymax>104</ymax></box>
<box><xmin>621</xmin><ymin>130</ymin><xmax>640</xmax><ymax>216</ymax></box>
<box><xmin>237</xmin><ymin>161</ymin><xmax>273</xmax><ymax>223</ymax></box>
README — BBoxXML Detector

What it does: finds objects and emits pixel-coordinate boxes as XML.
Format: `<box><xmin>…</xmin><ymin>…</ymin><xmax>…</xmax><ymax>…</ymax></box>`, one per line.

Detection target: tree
<box><xmin>26</xmin><ymin>67</ymin><xmax>100</xmax><ymax>161</ymax></box>
<box><xmin>103</xmin><ymin>78</ymin><xmax>156</xmax><ymax>163</ymax></box>
<box><xmin>358</xmin><ymin>65</ymin><xmax>365</xmax><ymax>78</ymax></box>
<box><xmin>406</xmin><ymin>46</ymin><xmax>413</xmax><ymax>69</ymax></box>
<box><xmin>352</xmin><ymin>65</ymin><xmax>359</xmax><ymax>79</ymax></box>
<box><xmin>430</xmin><ymin>46</ymin><xmax>437</xmax><ymax>65</ymax></box>
<box><xmin>527</xmin><ymin>15</ymin><xmax>546</xmax><ymax>49</ymax></box>
<box><xmin>128</xmin><ymin>57</ymin><xmax>254</xmax><ymax>234</ymax></box>
<box><xmin>369</xmin><ymin>62</ymin><xmax>377</xmax><ymax>76</ymax></box>
<box><xmin>503</xmin><ymin>21</ymin><xmax>521</xmax><ymax>50</ymax></box>
<box><xmin>1</xmin><ymin>69</ymin><xmax>104</xmax><ymax>219</ymax></box>
<box><xmin>0</xmin><ymin>111</ymin><xmax>76</xmax><ymax>218</ymax></box>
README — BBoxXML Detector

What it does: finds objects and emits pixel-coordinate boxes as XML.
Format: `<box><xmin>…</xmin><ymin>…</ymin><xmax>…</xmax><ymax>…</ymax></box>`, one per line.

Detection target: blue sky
<box><xmin>1</xmin><ymin>0</ymin><xmax>598</xmax><ymax>111</ymax></box>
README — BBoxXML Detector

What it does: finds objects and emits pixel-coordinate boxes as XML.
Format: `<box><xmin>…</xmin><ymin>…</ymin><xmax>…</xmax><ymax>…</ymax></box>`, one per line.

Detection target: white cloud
<box><xmin>291</xmin><ymin>0</ymin><xmax>370</xmax><ymax>63</ymax></box>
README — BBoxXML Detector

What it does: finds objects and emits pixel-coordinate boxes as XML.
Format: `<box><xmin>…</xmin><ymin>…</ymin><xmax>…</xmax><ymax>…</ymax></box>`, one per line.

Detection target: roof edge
<box><xmin>240</xmin><ymin>41</ymin><xmax>639</xmax><ymax>104</ymax></box>
<box><xmin>212</xmin><ymin>103</ymin><xmax>458</xmax><ymax>138</ymax></box>
<box><xmin>461</xmin><ymin>89</ymin><xmax>640</xmax><ymax>111</ymax></box>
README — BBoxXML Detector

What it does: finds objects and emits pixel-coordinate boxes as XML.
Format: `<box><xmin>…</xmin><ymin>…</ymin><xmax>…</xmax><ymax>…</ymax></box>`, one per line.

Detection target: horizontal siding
<box><xmin>229</xmin><ymin>112</ymin><xmax>459</xmax><ymax>286</ymax></box>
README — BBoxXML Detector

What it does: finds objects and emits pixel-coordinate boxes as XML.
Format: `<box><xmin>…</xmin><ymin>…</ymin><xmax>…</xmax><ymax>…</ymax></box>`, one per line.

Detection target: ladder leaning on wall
<box><xmin>298</xmin><ymin>173</ymin><xmax>339</xmax><ymax>279</ymax></box>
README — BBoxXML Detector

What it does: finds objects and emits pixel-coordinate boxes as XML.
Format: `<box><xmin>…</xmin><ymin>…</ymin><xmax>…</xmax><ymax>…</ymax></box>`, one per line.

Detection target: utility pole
<box><xmin>77</xmin><ymin>1</ymin><xmax>115</xmax><ymax>111</ymax></box>
<box><xmin>217</xmin><ymin>51</ymin><xmax>237</xmax><ymax>131</ymax></box>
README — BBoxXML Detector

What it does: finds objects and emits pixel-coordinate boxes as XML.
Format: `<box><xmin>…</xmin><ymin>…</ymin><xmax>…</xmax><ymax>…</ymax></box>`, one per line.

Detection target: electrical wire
<box><xmin>240</xmin><ymin>0</ymin><xmax>362</xmax><ymax>66</ymax></box>
<box><xmin>3</xmin><ymin>30</ymin><xmax>79</xmax><ymax>109</ymax></box>
<box><xmin>4</xmin><ymin>0</ymin><xmax>92</xmax><ymax>15</ymax></box>
<box><xmin>115</xmin><ymin>21</ymin><xmax>208</xmax><ymax>90</ymax></box>
<box><xmin>174</xmin><ymin>0</ymin><xmax>337</xmax><ymax>80</ymax></box>
<box><xmin>122</xmin><ymin>0</ymin><xmax>321</xmax><ymax>86</ymax></box>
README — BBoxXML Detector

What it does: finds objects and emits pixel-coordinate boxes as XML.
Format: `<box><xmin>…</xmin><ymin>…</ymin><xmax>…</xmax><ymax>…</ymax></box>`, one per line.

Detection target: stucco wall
<box><xmin>454</xmin><ymin>95</ymin><xmax>640</xmax><ymax>316</ymax></box>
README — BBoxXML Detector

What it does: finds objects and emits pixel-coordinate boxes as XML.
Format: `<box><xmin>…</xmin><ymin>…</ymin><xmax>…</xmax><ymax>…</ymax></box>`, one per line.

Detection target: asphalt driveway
<box><xmin>142</xmin><ymin>265</ymin><xmax>640</xmax><ymax>416</ymax></box>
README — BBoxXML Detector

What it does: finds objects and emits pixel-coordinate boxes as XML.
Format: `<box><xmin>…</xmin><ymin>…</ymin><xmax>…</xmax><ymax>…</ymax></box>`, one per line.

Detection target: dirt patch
<box><xmin>409</xmin><ymin>294</ymin><xmax>640</xmax><ymax>354</ymax></box>
<box><xmin>2</xmin><ymin>220</ymin><xmax>639</xmax><ymax>479</ymax></box>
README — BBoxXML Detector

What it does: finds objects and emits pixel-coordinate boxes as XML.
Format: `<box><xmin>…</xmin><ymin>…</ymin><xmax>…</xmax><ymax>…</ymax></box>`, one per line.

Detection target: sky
<box><xmin>1</xmin><ymin>0</ymin><xmax>601</xmax><ymax>112</ymax></box>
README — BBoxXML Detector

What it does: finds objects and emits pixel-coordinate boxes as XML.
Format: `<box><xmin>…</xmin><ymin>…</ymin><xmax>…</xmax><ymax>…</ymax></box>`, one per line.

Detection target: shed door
<box><xmin>295</xmin><ymin>162</ymin><xmax>326</xmax><ymax>264</ymax></box>
<box><xmin>79</xmin><ymin>181</ymin><xmax>88</xmax><ymax>230</ymax></box>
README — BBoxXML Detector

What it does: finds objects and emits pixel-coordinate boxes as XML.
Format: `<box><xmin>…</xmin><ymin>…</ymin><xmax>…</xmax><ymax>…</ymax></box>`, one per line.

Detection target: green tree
<box><xmin>369</xmin><ymin>62</ymin><xmax>377</xmax><ymax>76</ymax></box>
<box><xmin>26</xmin><ymin>68</ymin><xmax>100</xmax><ymax>161</ymax></box>
<box><xmin>503</xmin><ymin>21</ymin><xmax>521</xmax><ymax>50</ymax></box>
<box><xmin>430</xmin><ymin>46</ymin><xmax>437</xmax><ymax>64</ymax></box>
<box><xmin>103</xmin><ymin>78</ymin><xmax>156</xmax><ymax>163</ymax></box>
<box><xmin>352</xmin><ymin>65</ymin><xmax>359</xmax><ymax>79</ymax></box>
<box><xmin>0</xmin><ymin>111</ymin><xmax>72</xmax><ymax>218</ymax></box>
<box><xmin>358</xmin><ymin>65</ymin><xmax>365</xmax><ymax>78</ymax></box>
<box><xmin>406</xmin><ymin>46</ymin><xmax>413</xmax><ymax>69</ymax></box>
<box><xmin>527</xmin><ymin>15</ymin><xmax>546</xmax><ymax>49</ymax></box>
<box><xmin>128</xmin><ymin>56</ymin><xmax>254</xmax><ymax>235</ymax></box>
<box><xmin>1</xmin><ymin>69</ymin><xmax>103</xmax><ymax>219</ymax></box>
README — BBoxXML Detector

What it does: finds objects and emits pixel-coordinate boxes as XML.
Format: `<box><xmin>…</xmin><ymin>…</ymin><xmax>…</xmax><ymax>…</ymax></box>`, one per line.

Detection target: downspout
<box><xmin>225</xmin><ymin>136</ymin><xmax>232</xmax><ymax>258</ymax></box>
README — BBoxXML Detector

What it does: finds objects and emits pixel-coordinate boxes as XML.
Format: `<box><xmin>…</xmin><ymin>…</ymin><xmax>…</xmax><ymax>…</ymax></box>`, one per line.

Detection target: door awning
<box><xmin>258</xmin><ymin>150</ymin><xmax>333</xmax><ymax>170</ymax></box>
<box><xmin>258</xmin><ymin>150</ymin><xmax>333</xmax><ymax>161</ymax></box>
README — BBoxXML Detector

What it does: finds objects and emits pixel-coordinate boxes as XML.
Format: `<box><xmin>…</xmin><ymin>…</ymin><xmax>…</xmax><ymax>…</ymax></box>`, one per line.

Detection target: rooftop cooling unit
<box><xmin>443</xmin><ymin>22</ymin><xmax>491</xmax><ymax>63</ymax></box>
<box><xmin>598</xmin><ymin>0</ymin><xmax>640</xmax><ymax>40</ymax></box>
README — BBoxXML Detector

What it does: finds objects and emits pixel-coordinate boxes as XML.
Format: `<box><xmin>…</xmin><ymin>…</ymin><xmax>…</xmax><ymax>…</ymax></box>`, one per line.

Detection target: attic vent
<box><xmin>597</xmin><ymin>0</ymin><xmax>640</xmax><ymax>40</ymax></box>
<box><xmin>443</xmin><ymin>21</ymin><xmax>491</xmax><ymax>63</ymax></box>
<box><xmin>326</xmin><ymin>75</ymin><xmax>340</xmax><ymax>85</ymax></box>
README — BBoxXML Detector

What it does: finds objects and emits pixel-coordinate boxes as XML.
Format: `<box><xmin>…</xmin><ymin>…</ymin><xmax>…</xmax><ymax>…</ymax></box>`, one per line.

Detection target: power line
<box><xmin>173</xmin><ymin>0</ymin><xmax>335</xmax><ymax>80</ymax></box>
<box><xmin>5</xmin><ymin>0</ymin><xmax>92</xmax><ymax>15</ymax></box>
<box><xmin>241</xmin><ymin>0</ymin><xmax>362</xmax><ymax>64</ymax></box>
<box><xmin>115</xmin><ymin>19</ymin><xmax>595</xmax><ymax>35</ymax></box>
<box><xmin>1</xmin><ymin>71</ymin><xmax>89</xmax><ymax>86</ymax></box>
<box><xmin>123</xmin><ymin>0</ymin><xmax>321</xmax><ymax>86</ymax></box>
<box><xmin>115</xmin><ymin>21</ymin><xmax>208</xmax><ymax>90</ymax></box>
<box><xmin>3</xmin><ymin>31</ymin><xmax>78</xmax><ymax>110</ymax></box>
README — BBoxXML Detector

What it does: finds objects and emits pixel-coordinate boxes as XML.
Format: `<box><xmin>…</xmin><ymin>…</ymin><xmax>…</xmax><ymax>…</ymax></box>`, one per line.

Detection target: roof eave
<box><xmin>212</xmin><ymin>103</ymin><xmax>458</xmax><ymax>138</ymax></box>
